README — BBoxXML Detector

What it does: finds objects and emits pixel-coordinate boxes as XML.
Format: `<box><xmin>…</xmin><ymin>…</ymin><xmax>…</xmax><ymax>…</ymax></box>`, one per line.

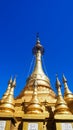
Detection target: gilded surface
<box><xmin>54</xmin><ymin>76</ymin><xmax>71</xmax><ymax>115</ymax></box>
<box><xmin>0</xmin><ymin>37</ymin><xmax>73</xmax><ymax>130</ymax></box>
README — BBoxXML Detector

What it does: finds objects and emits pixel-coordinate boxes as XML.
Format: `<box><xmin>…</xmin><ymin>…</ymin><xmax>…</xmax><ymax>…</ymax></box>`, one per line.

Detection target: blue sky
<box><xmin>0</xmin><ymin>0</ymin><xmax>73</xmax><ymax>98</ymax></box>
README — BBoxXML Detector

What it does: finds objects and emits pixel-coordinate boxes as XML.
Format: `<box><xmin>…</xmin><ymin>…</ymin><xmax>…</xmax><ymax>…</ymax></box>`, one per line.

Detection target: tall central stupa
<box><xmin>16</xmin><ymin>35</ymin><xmax>56</xmax><ymax>104</ymax></box>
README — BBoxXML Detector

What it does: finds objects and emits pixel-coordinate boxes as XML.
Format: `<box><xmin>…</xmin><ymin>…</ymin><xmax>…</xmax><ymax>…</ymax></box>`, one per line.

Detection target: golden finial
<box><xmin>62</xmin><ymin>74</ymin><xmax>67</xmax><ymax>83</ymax></box>
<box><xmin>26</xmin><ymin>80</ymin><xmax>43</xmax><ymax>114</ymax></box>
<box><xmin>54</xmin><ymin>75</ymin><xmax>71</xmax><ymax>115</ymax></box>
<box><xmin>32</xmin><ymin>33</ymin><xmax>44</xmax><ymax>55</ymax></box>
<box><xmin>55</xmin><ymin>75</ymin><xmax>62</xmax><ymax>96</ymax></box>
<box><xmin>12</xmin><ymin>77</ymin><xmax>16</xmax><ymax>87</ymax></box>
<box><xmin>1</xmin><ymin>76</ymin><xmax>13</xmax><ymax>101</ymax></box>
<box><xmin>0</xmin><ymin>77</ymin><xmax>15</xmax><ymax>113</ymax></box>
<box><xmin>36</xmin><ymin>33</ymin><xmax>40</xmax><ymax>44</ymax></box>
<box><xmin>63</xmin><ymin>74</ymin><xmax>73</xmax><ymax>102</ymax></box>
<box><xmin>8</xmin><ymin>76</ymin><xmax>13</xmax><ymax>84</ymax></box>
<box><xmin>55</xmin><ymin>75</ymin><xmax>61</xmax><ymax>90</ymax></box>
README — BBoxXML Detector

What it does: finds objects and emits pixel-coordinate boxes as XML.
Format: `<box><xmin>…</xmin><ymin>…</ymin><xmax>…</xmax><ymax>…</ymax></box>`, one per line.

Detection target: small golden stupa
<box><xmin>54</xmin><ymin>76</ymin><xmax>71</xmax><ymax>115</ymax></box>
<box><xmin>63</xmin><ymin>74</ymin><xmax>73</xmax><ymax>102</ymax></box>
<box><xmin>63</xmin><ymin>74</ymin><xmax>73</xmax><ymax>114</ymax></box>
<box><xmin>0</xmin><ymin>78</ymin><xmax>16</xmax><ymax>113</ymax></box>
<box><xmin>26</xmin><ymin>80</ymin><xmax>43</xmax><ymax>114</ymax></box>
<box><xmin>1</xmin><ymin>77</ymin><xmax>12</xmax><ymax>101</ymax></box>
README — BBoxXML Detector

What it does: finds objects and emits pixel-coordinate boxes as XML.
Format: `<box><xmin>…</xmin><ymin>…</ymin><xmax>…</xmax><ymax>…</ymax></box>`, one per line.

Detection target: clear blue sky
<box><xmin>0</xmin><ymin>0</ymin><xmax>73</xmax><ymax>98</ymax></box>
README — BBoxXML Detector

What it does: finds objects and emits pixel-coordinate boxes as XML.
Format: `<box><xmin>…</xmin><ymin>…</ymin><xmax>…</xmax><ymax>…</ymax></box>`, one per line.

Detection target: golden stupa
<box><xmin>63</xmin><ymin>74</ymin><xmax>73</xmax><ymax>114</ymax></box>
<box><xmin>16</xmin><ymin>36</ymin><xmax>56</xmax><ymax>104</ymax></box>
<box><xmin>0</xmin><ymin>35</ymin><xmax>73</xmax><ymax>130</ymax></box>
<box><xmin>54</xmin><ymin>76</ymin><xmax>71</xmax><ymax>115</ymax></box>
<box><xmin>26</xmin><ymin>80</ymin><xmax>43</xmax><ymax>114</ymax></box>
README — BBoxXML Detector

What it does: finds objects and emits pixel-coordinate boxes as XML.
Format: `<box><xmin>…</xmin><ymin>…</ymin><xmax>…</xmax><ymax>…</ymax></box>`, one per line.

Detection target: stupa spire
<box><xmin>55</xmin><ymin>75</ymin><xmax>61</xmax><ymax>96</ymax></box>
<box><xmin>36</xmin><ymin>33</ymin><xmax>40</xmax><ymax>44</ymax></box>
<box><xmin>17</xmin><ymin>34</ymin><xmax>56</xmax><ymax>100</ymax></box>
<box><xmin>63</xmin><ymin>74</ymin><xmax>73</xmax><ymax>102</ymax></box>
<box><xmin>26</xmin><ymin>80</ymin><xmax>43</xmax><ymax>114</ymax></box>
<box><xmin>54</xmin><ymin>76</ymin><xmax>71</xmax><ymax>115</ymax></box>
<box><xmin>12</xmin><ymin>77</ymin><xmax>16</xmax><ymax>87</ymax></box>
<box><xmin>32</xmin><ymin>33</ymin><xmax>45</xmax><ymax>75</ymax></box>
<box><xmin>26</xmin><ymin>34</ymin><xmax>51</xmax><ymax>90</ymax></box>
<box><xmin>0</xmin><ymin>77</ymin><xmax>16</xmax><ymax>113</ymax></box>
<box><xmin>32</xmin><ymin>33</ymin><xmax>44</xmax><ymax>55</ymax></box>
<box><xmin>1</xmin><ymin>76</ymin><xmax>12</xmax><ymax>101</ymax></box>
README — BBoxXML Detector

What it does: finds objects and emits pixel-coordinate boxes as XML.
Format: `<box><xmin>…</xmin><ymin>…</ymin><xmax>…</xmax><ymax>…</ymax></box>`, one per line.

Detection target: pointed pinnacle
<box><xmin>32</xmin><ymin>34</ymin><xmax>44</xmax><ymax>55</ymax></box>
<box><xmin>36</xmin><ymin>33</ymin><xmax>40</xmax><ymax>44</ymax></box>
<box><xmin>55</xmin><ymin>75</ymin><xmax>61</xmax><ymax>88</ymax></box>
<box><xmin>8</xmin><ymin>76</ymin><xmax>13</xmax><ymax>85</ymax></box>
<box><xmin>63</xmin><ymin>74</ymin><xmax>67</xmax><ymax>83</ymax></box>
<box><xmin>12</xmin><ymin>77</ymin><xmax>16</xmax><ymax>87</ymax></box>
